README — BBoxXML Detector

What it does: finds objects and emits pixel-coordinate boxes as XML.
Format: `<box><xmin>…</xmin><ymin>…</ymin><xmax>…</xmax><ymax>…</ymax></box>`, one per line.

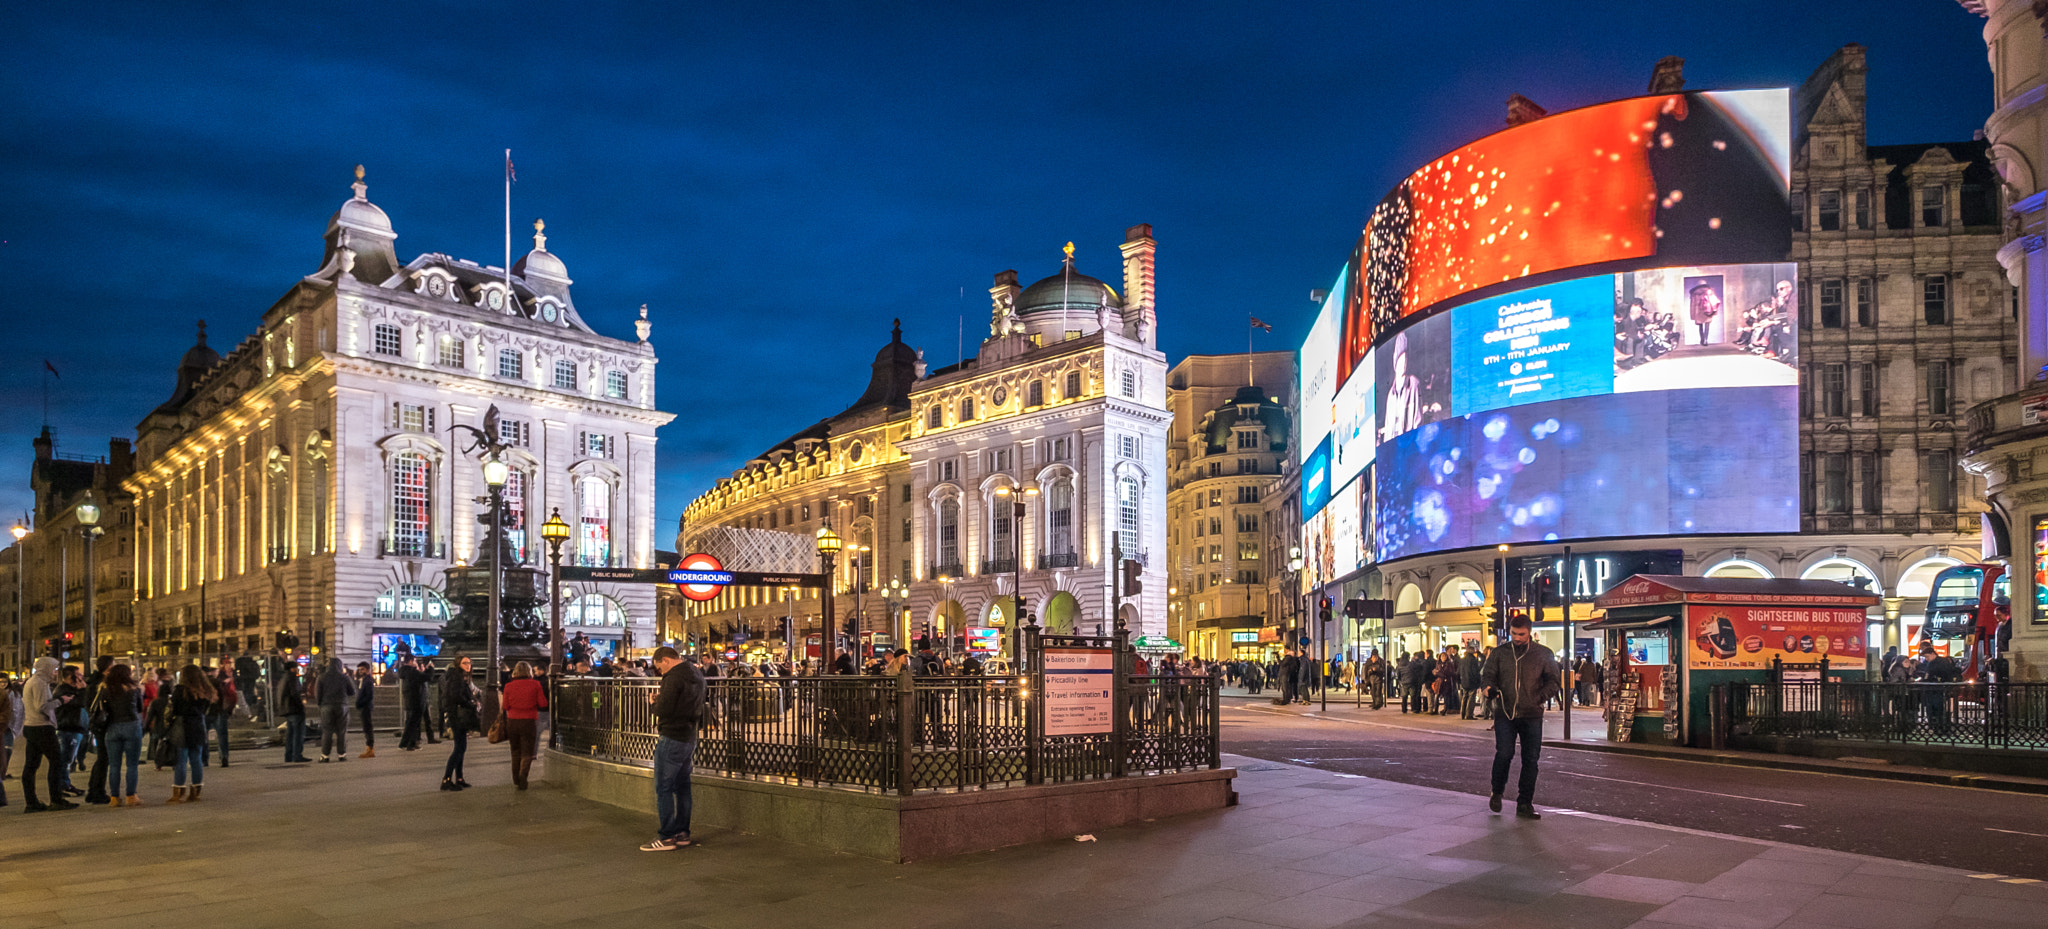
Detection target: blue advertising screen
<box><xmin>1452</xmin><ymin>275</ymin><xmax>1615</xmax><ymax>413</ymax></box>
<box><xmin>1301</xmin><ymin>436</ymin><xmax>1333</xmax><ymax>520</ymax></box>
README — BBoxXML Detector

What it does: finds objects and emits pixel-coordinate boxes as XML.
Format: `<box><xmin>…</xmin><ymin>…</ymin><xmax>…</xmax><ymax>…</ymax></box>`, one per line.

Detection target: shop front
<box><xmin>1589</xmin><ymin>575</ymin><xmax>1879</xmax><ymax>746</ymax></box>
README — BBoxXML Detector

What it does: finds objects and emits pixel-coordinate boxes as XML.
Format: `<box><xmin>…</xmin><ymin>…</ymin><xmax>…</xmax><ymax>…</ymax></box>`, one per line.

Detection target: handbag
<box><xmin>486</xmin><ymin>709</ymin><xmax>507</xmax><ymax>744</ymax></box>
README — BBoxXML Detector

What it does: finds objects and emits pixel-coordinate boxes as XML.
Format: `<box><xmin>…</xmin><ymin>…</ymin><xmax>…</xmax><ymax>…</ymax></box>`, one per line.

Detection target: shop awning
<box><xmin>1581</xmin><ymin>614</ymin><xmax>1677</xmax><ymax>632</ymax></box>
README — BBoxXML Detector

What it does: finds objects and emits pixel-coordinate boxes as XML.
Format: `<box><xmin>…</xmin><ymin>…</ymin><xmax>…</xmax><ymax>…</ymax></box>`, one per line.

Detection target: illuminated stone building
<box><xmin>122</xmin><ymin>168</ymin><xmax>672</xmax><ymax>667</ymax></box>
<box><xmin>13</xmin><ymin>429</ymin><xmax>136</xmax><ymax>667</ymax></box>
<box><xmin>1358</xmin><ymin>50</ymin><xmax>2012</xmax><ymax>664</ymax></box>
<box><xmin>680</xmin><ymin>228</ymin><xmax>1170</xmax><ymax>658</ymax></box>
<box><xmin>1163</xmin><ymin>352</ymin><xmax>1291</xmax><ymax>659</ymax></box>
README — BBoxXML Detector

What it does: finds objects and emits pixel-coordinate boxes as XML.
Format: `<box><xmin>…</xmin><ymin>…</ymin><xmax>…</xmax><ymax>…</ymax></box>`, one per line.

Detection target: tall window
<box><xmin>1817</xmin><ymin>190</ymin><xmax>1841</xmax><ymax>232</ymax></box>
<box><xmin>497</xmin><ymin>418</ymin><xmax>530</xmax><ymax>447</ymax></box>
<box><xmin>938</xmin><ymin>498</ymin><xmax>960</xmax><ymax>568</ymax></box>
<box><xmin>504</xmin><ymin>469</ymin><xmax>528</xmax><ymax>563</ymax></box>
<box><xmin>1048</xmin><ymin>480</ymin><xmax>1073</xmax><ymax>557</ymax></box>
<box><xmin>308</xmin><ymin>457</ymin><xmax>328</xmax><ymax>555</ymax></box>
<box><xmin>1923</xmin><ymin>449</ymin><xmax>1956</xmax><ymax>512</ymax></box>
<box><xmin>1858</xmin><ymin>454</ymin><xmax>1882</xmax><ymax>514</ymax></box>
<box><xmin>498</xmin><ymin>348</ymin><xmax>524</xmax><ymax>380</ymax></box>
<box><xmin>959</xmin><ymin>396</ymin><xmax>975</xmax><ymax>421</ymax></box>
<box><xmin>577</xmin><ymin>476</ymin><xmax>611</xmax><ymax>567</ymax></box>
<box><xmin>1926</xmin><ymin>360</ymin><xmax>1952</xmax><ymax>415</ymax></box>
<box><xmin>390</xmin><ymin>452</ymin><xmax>432</xmax><ymax>557</ymax></box>
<box><xmin>1117</xmin><ymin>476</ymin><xmax>1140</xmax><ymax>555</ymax></box>
<box><xmin>990</xmin><ymin>505</ymin><xmax>1013</xmax><ymax>566</ymax></box>
<box><xmin>1924</xmin><ymin>276</ymin><xmax>1949</xmax><ymax>325</ymax></box>
<box><xmin>1065</xmin><ymin>371</ymin><xmax>1081</xmax><ymax>399</ymax></box>
<box><xmin>438</xmin><ymin>335</ymin><xmax>464</xmax><ymax>368</ymax></box>
<box><xmin>927</xmin><ymin>406</ymin><xmax>943</xmax><ymax>429</ymax></box>
<box><xmin>554</xmin><ymin>360</ymin><xmax>578</xmax><ymax>390</ymax></box>
<box><xmin>1858</xmin><ymin>363</ymin><xmax>1878</xmax><ymax>417</ymax></box>
<box><xmin>1819</xmin><ymin>279</ymin><xmax>1844</xmax><ymax>328</ymax></box>
<box><xmin>1027</xmin><ymin>380</ymin><xmax>1044</xmax><ymax>406</ymax></box>
<box><xmin>1820</xmin><ymin>363</ymin><xmax>1846</xmax><ymax>417</ymax></box>
<box><xmin>606</xmin><ymin>370</ymin><xmax>628</xmax><ymax>399</ymax></box>
<box><xmin>1121</xmin><ymin>370</ymin><xmax>1137</xmax><ymax>397</ymax></box>
<box><xmin>1921</xmin><ymin>186</ymin><xmax>1946</xmax><ymax>227</ymax></box>
<box><xmin>1855</xmin><ymin>278</ymin><xmax>1875</xmax><ymax>327</ymax></box>
<box><xmin>1820</xmin><ymin>453</ymin><xmax>1848</xmax><ymax>514</ymax></box>
<box><xmin>1853</xmin><ymin>190</ymin><xmax>1870</xmax><ymax>229</ymax></box>
<box><xmin>1790</xmin><ymin>191</ymin><xmax>1806</xmax><ymax>231</ymax></box>
<box><xmin>901</xmin><ymin>517</ymin><xmax>912</xmax><ymax>543</ymax></box>
<box><xmin>373</xmin><ymin>323</ymin><xmax>401</xmax><ymax>356</ymax></box>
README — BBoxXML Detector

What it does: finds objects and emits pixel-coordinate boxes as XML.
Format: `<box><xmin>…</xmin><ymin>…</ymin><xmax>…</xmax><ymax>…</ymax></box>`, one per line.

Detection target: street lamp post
<box><xmin>539</xmin><ymin>507</ymin><xmax>571</xmax><ymax>748</ymax></box>
<box><xmin>996</xmin><ymin>486</ymin><xmax>1037</xmax><ymax>660</ymax></box>
<box><xmin>851</xmin><ymin>544</ymin><xmax>869</xmax><ymax>662</ymax></box>
<box><xmin>76</xmin><ymin>494</ymin><xmax>102</xmax><ymax>669</ymax></box>
<box><xmin>879</xmin><ymin>578</ymin><xmax>907</xmax><ymax>655</ymax></box>
<box><xmin>11</xmin><ymin>522</ymin><xmax>28</xmax><ymax>670</ymax></box>
<box><xmin>816</xmin><ymin>526</ymin><xmax>842</xmax><ymax>673</ymax></box>
<box><xmin>481</xmin><ymin>455</ymin><xmax>510</xmax><ymax>692</ymax></box>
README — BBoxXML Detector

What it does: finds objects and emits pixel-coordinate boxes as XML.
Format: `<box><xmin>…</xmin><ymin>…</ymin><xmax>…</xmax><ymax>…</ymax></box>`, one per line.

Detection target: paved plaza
<box><xmin>4</xmin><ymin>741</ymin><xmax>2043</xmax><ymax>928</ymax></box>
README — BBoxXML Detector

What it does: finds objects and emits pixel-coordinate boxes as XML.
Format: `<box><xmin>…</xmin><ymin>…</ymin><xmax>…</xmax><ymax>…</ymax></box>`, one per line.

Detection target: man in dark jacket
<box><xmin>398</xmin><ymin>657</ymin><xmax>436</xmax><ymax>749</ymax></box>
<box><xmin>1479</xmin><ymin>616</ymin><xmax>1560</xmax><ymax>819</ymax></box>
<box><xmin>314</xmin><ymin>657</ymin><xmax>357</xmax><ymax>762</ymax></box>
<box><xmin>1406</xmin><ymin>651</ymin><xmax>1435</xmax><ymax>714</ymax></box>
<box><xmin>643</xmin><ymin>647</ymin><xmax>706</xmax><ymax>851</ymax></box>
<box><xmin>1458</xmin><ymin>645</ymin><xmax>1484</xmax><ymax>719</ymax></box>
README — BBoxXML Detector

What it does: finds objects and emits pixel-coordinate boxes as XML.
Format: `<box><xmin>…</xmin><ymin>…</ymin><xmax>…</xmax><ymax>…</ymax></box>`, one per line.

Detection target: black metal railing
<box><xmin>1038</xmin><ymin>552</ymin><xmax>1080</xmax><ymax>569</ymax></box>
<box><xmin>981</xmin><ymin>558</ymin><xmax>1017</xmax><ymax>575</ymax></box>
<box><xmin>378</xmin><ymin>535</ymin><xmax>446</xmax><ymax>559</ymax></box>
<box><xmin>1728</xmin><ymin>681</ymin><xmax>2048</xmax><ymax>751</ymax></box>
<box><xmin>554</xmin><ymin>669</ymin><xmax>1219</xmax><ymax>795</ymax></box>
<box><xmin>930</xmin><ymin>563</ymin><xmax>964</xmax><ymax>579</ymax></box>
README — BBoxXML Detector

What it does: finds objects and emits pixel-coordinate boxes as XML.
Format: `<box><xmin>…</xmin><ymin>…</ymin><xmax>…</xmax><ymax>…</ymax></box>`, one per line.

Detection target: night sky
<box><xmin>0</xmin><ymin>1</ymin><xmax>1993</xmax><ymax>533</ymax></box>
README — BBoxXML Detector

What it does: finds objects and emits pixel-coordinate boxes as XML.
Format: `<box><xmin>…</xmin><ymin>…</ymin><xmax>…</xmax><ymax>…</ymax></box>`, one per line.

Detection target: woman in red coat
<box><xmin>500</xmin><ymin>661</ymin><xmax>548</xmax><ymax>790</ymax></box>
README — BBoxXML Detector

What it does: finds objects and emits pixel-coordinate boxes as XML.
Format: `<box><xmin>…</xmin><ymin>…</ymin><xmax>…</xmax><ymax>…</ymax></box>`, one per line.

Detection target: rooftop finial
<box><xmin>196</xmin><ymin>319</ymin><xmax>208</xmax><ymax>346</ymax></box>
<box><xmin>891</xmin><ymin>317</ymin><xmax>902</xmax><ymax>342</ymax></box>
<box><xmin>635</xmin><ymin>303</ymin><xmax>651</xmax><ymax>342</ymax></box>
<box><xmin>533</xmin><ymin>217</ymin><xmax>547</xmax><ymax>251</ymax></box>
<box><xmin>1062</xmin><ymin>241</ymin><xmax>1075</xmax><ymax>266</ymax></box>
<box><xmin>351</xmin><ymin>164</ymin><xmax>367</xmax><ymax>201</ymax></box>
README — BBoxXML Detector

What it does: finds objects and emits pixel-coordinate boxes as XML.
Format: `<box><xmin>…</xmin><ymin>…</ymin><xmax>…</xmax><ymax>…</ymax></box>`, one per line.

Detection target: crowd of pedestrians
<box><xmin>3</xmin><ymin>650</ymin><xmax>559</xmax><ymax>813</ymax></box>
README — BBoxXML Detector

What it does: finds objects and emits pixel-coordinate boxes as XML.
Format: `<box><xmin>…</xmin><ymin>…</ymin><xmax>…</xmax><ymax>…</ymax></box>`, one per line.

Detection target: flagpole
<box><xmin>503</xmin><ymin>149</ymin><xmax>513</xmax><ymax>311</ymax></box>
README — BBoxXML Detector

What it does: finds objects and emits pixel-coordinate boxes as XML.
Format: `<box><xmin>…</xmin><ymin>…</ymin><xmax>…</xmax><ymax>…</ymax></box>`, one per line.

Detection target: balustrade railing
<box><xmin>554</xmin><ymin>666</ymin><xmax>1220</xmax><ymax>794</ymax></box>
<box><xmin>1727</xmin><ymin>680</ymin><xmax>2048</xmax><ymax>751</ymax></box>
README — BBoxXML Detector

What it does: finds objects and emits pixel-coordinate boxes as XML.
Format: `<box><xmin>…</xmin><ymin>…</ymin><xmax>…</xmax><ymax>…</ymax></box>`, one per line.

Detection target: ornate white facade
<box><xmin>124</xmin><ymin>168</ymin><xmax>673</xmax><ymax>667</ymax></box>
<box><xmin>680</xmin><ymin>227</ymin><xmax>1169</xmax><ymax>656</ymax></box>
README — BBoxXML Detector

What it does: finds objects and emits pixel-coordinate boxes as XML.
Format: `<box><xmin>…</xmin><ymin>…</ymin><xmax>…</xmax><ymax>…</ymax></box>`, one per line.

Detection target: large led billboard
<box><xmin>1301</xmin><ymin>87</ymin><xmax>1797</xmax><ymax>568</ymax></box>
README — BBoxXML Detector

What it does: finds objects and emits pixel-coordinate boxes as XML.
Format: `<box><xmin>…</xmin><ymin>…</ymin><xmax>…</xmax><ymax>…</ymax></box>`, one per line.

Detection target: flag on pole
<box><xmin>1249</xmin><ymin>316</ymin><xmax>1272</xmax><ymax>332</ymax></box>
<box><xmin>43</xmin><ymin>360</ymin><xmax>59</xmax><ymax>379</ymax></box>
<box><xmin>506</xmin><ymin>152</ymin><xmax>516</xmax><ymax>184</ymax></box>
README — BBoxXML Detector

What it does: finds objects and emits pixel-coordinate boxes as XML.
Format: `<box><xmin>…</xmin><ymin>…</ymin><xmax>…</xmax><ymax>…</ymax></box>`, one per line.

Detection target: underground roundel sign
<box><xmin>677</xmin><ymin>553</ymin><xmax>725</xmax><ymax>601</ymax></box>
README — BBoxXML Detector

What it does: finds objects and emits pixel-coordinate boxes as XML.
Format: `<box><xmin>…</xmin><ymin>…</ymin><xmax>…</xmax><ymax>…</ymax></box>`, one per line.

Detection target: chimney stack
<box><xmin>1648</xmin><ymin>56</ymin><xmax>1686</xmax><ymax>94</ymax></box>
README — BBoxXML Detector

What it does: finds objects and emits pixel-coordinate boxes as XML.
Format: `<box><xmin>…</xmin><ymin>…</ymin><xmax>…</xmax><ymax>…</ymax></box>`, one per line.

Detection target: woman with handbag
<box><xmin>439</xmin><ymin>656</ymin><xmax>480</xmax><ymax>791</ymax></box>
<box><xmin>281</xmin><ymin>664</ymin><xmax>310</xmax><ymax>763</ymax></box>
<box><xmin>500</xmin><ymin>661</ymin><xmax>546</xmax><ymax>790</ymax></box>
<box><xmin>96</xmin><ymin>665</ymin><xmax>147</xmax><ymax>806</ymax></box>
<box><xmin>166</xmin><ymin>665</ymin><xmax>217</xmax><ymax>803</ymax></box>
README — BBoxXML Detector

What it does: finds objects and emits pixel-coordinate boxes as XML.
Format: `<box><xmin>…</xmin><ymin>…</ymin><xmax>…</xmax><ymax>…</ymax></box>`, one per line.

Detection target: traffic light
<box><xmin>1120</xmin><ymin>558</ymin><xmax>1143</xmax><ymax>596</ymax></box>
<box><xmin>1318</xmin><ymin>596</ymin><xmax>1335</xmax><ymax>624</ymax></box>
<box><xmin>47</xmin><ymin>632</ymin><xmax>75</xmax><ymax>660</ymax></box>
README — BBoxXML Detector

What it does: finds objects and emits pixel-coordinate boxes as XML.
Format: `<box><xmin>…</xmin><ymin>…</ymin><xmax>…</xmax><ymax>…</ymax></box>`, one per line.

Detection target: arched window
<box><xmin>307</xmin><ymin>454</ymin><xmax>329</xmax><ymax>556</ymax></box>
<box><xmin>1436</xmin><ymin>576</ymin><xmax>1483</xmax><ymax>609</ymax></box>
<box><xmin>504</xmin><ymin>469</ymin><xmax>528</xmax><ymax>564</ymax></box>
<box><xmin>564</xmin><ymin>593</ymin><xmax>627</xmax><ymax>627</ymax></box>
<box><xmin>937</xmin><ymin>497</ymin><xmax>961</xmax><ymax>572</ymax></box>
<box><xmin>1117</xmin><ymin>475</ymin><xmax>1141</xmax><ymax>555</ymax></box>
<box><xmin>577</xmin><ymin>476</ymin><xmax>611</xmax><ymax>567</ymax></box>
<box><xmin>1047</xmin><ymin>479</ymin><xmax>1074</xmax><ymax>560</ymax></box>
<box><xmin>1703</xmin><ymin>559</ymin><xmax>1773</xmax><ymax>580</ymax></box>
<box><xmin>372</xmin><ymin>583</ymin><xmax>450</xmax><ymax>622</ymax></box>
<box><xmin>389</xmin><ymin>452</ymin><xmax>432</xmax><ymax>557</ymax></box>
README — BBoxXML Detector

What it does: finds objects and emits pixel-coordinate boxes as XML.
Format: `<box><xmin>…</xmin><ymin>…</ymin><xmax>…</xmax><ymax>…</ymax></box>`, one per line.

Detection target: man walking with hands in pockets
<box><xmin>642</xmin><ymin>646</ymin><xmax>705</xmax><ymax>852</ymax></box>
<box><xmin>1480</xmin><ymin>615</ymin><xmax>1559</xmax><ymax>820</ymax></box>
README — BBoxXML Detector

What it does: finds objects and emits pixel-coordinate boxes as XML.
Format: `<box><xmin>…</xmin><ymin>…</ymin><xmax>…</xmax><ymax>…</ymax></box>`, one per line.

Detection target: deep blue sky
<box><xmin>0</xmin><ymin>1</ymin><xmax>1994</xmax><ymax>533</ymax></box>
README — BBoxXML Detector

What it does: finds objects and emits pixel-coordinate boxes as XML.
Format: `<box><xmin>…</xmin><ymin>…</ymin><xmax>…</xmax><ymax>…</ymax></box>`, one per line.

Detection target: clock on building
<box><xmin>427</xmin><ymin>276</ymin><xmax>447</xmax><ymax>298</ymax></box>
<box><xmin>541</xmin><ymin>303</ymin><xmax>558</xmax><ymax>323</ymax></box>
<box><xmin>486</xmin><ymin>289</ymin><xmax>504</xmax><ymax>311</ymax></box>
<box><xmin>993</xmin><ymin>385</ymin><xmax>1008</xmax><ymax>405</ymax></box>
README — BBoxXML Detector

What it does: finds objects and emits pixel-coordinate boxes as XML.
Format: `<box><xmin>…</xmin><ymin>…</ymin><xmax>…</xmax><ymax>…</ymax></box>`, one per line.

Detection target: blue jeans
<box><xmin>105</xmin><ymin>721</ymin><xmax>143</xmax><ymax>797</ymax></box>
<box><xmin>208</xmin><ymin>712</ymin><xmax>230</xmax><ymax>765</ymax></box>
<box><xmin>173</xmin><ymin>743</ymin><xmax>205</xmax><ymax>786</ymax></box>
<box><xmin>654</xmin><ymin>735</ymin><xmax>697</xmax><ymax>840</ymax></box>
<box><xmin>285</xmin><ymin>713</ymin><xmax>308</xmax><ymax>761</ymax></box>
<box><xmin>1491</xmin><ymin>715</ymin><xmax>1542</xmax><ymax>805</ymax></box>
<box><xmin>59</xmin><ymin>732</ymin><xmax>84</xmax><ymax>789</ymax></box>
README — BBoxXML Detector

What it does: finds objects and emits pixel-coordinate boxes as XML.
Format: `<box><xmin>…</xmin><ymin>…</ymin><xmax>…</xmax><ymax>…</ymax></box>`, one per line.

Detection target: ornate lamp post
<box><xmin>995</xmin><ymin>485</ymin><xmax>1036</xmax><ymax>661</ymax></box>
<box><xmin>851</xmin><ymin>544</ymin><xmax>869</xmax><ymax>661</ymax></box>
<box><xmin>11</xmin><ymin>521</ymin><xmax>28</xmax><ymax>669</ymax></box>
<box><xmin>539</xmin><ymin>507</ymin><xmax>570</xmax><ymax>748</ymax></box>
<box><xmin>540</xmin><ymin>508</ymin><xmax>571</xmax><ymax>672</ymax></box>
<box><xmin>481</xmin><ymin>455</ymin><xmax>510</xmax><ymax>690</ymax></box>
<box><xmin>815</xmin><ymin>525</ymin><xmax>843</xmax><ymax>673</ymax></box>
<box><xmin>880</xmin><ymin>578</ymin><xmax>907</xmax><ymax>654</ymax></box>
<box><xmin>76</xmin><ymin>493</ymin><xmax>102</xmax><ymax>668</ymax></box>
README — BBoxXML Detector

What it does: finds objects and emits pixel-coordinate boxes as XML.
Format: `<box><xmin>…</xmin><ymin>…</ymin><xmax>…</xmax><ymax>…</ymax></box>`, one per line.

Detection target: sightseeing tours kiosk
<box><xmin>1587</xmin><ymin>575</ymin><xmax>1880</xmax><ymax>746</ymax></box>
